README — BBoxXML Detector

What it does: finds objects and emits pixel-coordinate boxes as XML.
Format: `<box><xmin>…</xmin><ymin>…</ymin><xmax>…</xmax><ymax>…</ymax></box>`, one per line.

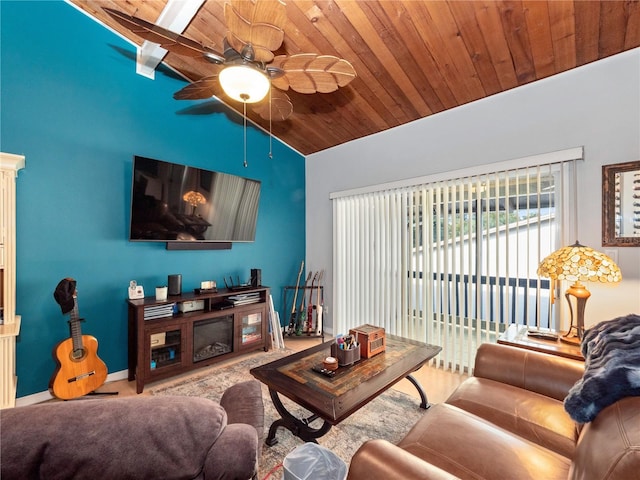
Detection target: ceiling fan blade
<box><xmin>173</xmin><ymin>76</ymin><xmax>221</xmax><ymax>100</ymax></box>
<box><xmin>271</xmin><ymin>54</ymin><xmax>357</xmax><ymax>94</ymax></box>
<box><xmin>224</xmin><ymin>0</ymin><xmax>286</xmax><ymax>64</ymax></box>
<box><xmin>251</xmin><ymin>89</ymin><xmax>293</xmax><ymax>121</ymax></box>
<box><xmin>103</xmin><ymin>8</ymin><xmax>224</xmax><ymax>63</ymax></box>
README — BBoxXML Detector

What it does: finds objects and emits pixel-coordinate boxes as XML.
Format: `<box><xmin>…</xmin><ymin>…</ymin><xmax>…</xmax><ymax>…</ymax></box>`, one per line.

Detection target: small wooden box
<box><xmin>150</xmin><ymin>332</ymin><xmax>166</xmax><ymax>348</ymax></box>
<box><xmin>349</xmin><ymin>324</ymin><xmax>386</xmax><ymax>359</ymax></box>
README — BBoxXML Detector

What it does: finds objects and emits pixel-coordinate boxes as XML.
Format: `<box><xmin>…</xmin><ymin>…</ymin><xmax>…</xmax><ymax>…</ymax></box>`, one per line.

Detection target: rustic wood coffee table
<box><xmin>250</xmin><ymin>335</ymin><xmax>441</xmax><ymax>445</ymax></box>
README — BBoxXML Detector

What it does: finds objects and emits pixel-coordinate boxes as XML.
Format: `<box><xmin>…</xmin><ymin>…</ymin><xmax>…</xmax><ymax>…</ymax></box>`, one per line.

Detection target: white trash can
<box><xmin>283</xmin><ymin>442</ymin><xmax>347</xmax><ymax>480</ymax></box>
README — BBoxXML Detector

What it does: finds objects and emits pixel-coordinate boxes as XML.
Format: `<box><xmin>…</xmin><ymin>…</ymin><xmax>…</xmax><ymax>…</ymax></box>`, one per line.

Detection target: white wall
<box><xmin>307</xmin><ymin>48</ymin><xmax>640</xmax><ymax>334</ymax></box>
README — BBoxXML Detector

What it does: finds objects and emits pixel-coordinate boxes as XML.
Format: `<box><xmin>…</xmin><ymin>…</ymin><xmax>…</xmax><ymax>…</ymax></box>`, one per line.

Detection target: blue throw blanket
<box><xmin>564</xmin><ymin>313</ymin><xmax>640</xmax><ymax>423</ymax></box>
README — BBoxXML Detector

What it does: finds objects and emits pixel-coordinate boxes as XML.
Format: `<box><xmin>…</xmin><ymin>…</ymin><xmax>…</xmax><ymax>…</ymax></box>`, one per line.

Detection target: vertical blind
<box><xmin>332</xmin><ymin>152</ymin><xmax>580</xmax><ymax>372</ymax></box>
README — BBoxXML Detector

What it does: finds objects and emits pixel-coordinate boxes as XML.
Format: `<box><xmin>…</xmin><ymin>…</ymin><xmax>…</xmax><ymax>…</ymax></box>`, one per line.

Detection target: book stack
<box><xmin>228</xmin><ymin>292</ymin><xmax>260</xmax><ymax>306</ymax></box>
<box><xmin>144</xmin><ymin>303</ymin><xmax>175</xmax><ymax>320</ymax></box>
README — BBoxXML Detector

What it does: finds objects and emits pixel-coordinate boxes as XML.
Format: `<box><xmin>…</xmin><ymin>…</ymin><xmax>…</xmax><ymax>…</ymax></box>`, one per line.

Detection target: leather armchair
<box><xmin>348</xmin><ymin>343</ymin><xmax>640</xmax><ymax>480</ymax></box>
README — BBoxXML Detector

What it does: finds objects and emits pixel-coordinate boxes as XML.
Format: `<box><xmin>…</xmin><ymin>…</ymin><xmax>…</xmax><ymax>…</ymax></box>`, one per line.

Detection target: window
<box><xmin>332</xmin><ymin>149</ymin><xmax>581</xmax><ymax>372</ymax></box>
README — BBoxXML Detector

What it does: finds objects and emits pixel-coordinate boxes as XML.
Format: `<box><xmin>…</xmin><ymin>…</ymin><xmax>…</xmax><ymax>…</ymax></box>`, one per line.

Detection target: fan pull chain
<box><xmin>268</xmin><ymin>87</ymin><xmax>273</xmax><ymax>160</ymax></box>
<box><xmin>243</xmin><ymin>101</ymin><xmax>248</xmax><ymax>168</ymax></box>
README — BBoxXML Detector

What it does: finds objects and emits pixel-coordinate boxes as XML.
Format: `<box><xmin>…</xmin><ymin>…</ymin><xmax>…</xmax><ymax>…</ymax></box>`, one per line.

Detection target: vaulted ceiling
<box><xmin>70</xmin><ymin>1</ymin><xmax>640</xmax><ymax>155</ymax></box>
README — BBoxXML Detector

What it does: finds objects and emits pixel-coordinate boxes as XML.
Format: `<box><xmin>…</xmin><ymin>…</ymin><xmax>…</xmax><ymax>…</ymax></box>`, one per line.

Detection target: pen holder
<box><xmin>331</xmin><ymin>342</ymin><xmax>361</xmax><ymax>366</ymax></box>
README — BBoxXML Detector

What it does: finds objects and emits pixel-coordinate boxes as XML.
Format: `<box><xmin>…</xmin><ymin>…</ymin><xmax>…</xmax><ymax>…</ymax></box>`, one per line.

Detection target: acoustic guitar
<box><xmin>49</xmin><ymin>281</ymin><xmax>107</xmax><ymax>400</ymax></box>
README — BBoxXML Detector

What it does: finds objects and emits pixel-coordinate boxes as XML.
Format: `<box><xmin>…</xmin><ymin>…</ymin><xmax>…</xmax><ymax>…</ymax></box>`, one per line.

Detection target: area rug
<box><xmin>149</xmin><ymin>349</ymin><xmax>427</xmax><ymax>479</ymax></box>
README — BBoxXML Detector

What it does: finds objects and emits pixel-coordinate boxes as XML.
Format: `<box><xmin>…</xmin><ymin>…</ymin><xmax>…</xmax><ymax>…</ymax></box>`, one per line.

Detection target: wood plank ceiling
<box><xmin>70</xmin><ymin>1</ymin><xmax>640</xmax><ymax>155</ymax></box>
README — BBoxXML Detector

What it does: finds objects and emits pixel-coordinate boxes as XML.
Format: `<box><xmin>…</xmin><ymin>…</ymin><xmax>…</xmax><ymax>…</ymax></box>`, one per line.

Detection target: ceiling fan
<box><xmin>104</xmin><ymin>0</ymin><xmax>357</xmax><ymax>122</ymax></box>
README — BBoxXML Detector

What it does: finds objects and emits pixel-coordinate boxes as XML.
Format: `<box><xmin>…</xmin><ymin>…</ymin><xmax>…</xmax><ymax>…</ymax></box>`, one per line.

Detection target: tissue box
<box><xmin>150</xmin><ymin>332</ymin><xmax>166</xmax><ymax>347</ymax></box>
<box><xmin>349</xmin><ymin>324</ymin><xmax>386</xmax><ymax>359</ymax></box>
<box><xmin>178</xmin><ymin>300</ymin><xmax>205</xmax><ymax>313</ymax></box>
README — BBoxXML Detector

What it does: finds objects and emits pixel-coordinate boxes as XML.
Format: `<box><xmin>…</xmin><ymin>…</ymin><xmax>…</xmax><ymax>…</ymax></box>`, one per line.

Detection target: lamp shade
<box><xmin>537</xmin><ymin>241</ymin><xmax>621</xmax><ymax>345</ymax></box>
<box><xmin>182</xmin><ymin>191</ymin><xmax>206</xmax><ymax>207</ymax></box>
<box><xmin>219</xmin><ymin>64</ymin><xmax>270</xmax><ymax>103</ymax></box>
<box><xmin>537</xmin><ymin>242</ymin><xmax>621</xmax><ymax>284</ymax></box>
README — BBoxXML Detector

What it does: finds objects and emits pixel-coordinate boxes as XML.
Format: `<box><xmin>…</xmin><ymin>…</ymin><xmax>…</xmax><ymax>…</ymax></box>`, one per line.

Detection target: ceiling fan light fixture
<box><xmin>202</xmin><ymin>51</ymin><xmax>225</xmax><ymax>64</ymax></box>
<box><xmin>219</xmin><ymin>64</ymin><xmax>270</xmax><ymax>103</ymax></box>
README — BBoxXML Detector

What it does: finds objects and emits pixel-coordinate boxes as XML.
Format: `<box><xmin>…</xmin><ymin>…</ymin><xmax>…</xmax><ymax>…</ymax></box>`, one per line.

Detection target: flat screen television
<box><xmin>129</xmin><ymin>156</ymin><xmax>261</xmax><ymax>244</ymax></box>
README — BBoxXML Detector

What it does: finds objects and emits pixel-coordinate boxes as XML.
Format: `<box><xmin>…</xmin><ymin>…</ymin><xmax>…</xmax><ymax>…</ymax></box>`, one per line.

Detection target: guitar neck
<box><xmin>290</xmin><ymin>261</ymin><xmax>304</xmax><ymax>313</ymax></box>
<box><xmin>68</xmin><ymin>300</ymin><xmax>84</xmax><ymax>353</ymax></box>
<box><xmin>316</xmin><ymin>270</ymin><xmax>324</xmax><ymax>302</ymax></box>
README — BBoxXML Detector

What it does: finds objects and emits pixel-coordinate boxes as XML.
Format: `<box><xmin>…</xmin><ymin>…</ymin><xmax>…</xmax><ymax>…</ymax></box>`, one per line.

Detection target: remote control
<box><xmin>526</xmin><ymin>329</ymin><xmax>559</xmax><ymax>340</ymax></box>
<box><xmin>312</xmin><ymin>365</ymin><xmax>336</xmax><ymax>378</ymax></box>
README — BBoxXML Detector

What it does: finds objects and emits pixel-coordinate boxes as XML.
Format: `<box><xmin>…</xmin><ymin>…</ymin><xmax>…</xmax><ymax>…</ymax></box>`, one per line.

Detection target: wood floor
<box><xmin>98</xmin><ymin>335</ymin><xmax>468</xmax><ymax>403</ymax></box>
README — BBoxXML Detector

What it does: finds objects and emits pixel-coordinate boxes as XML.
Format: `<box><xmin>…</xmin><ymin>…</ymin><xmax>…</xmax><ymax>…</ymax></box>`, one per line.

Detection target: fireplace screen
<box><xmin>193</xmin><ymin>315</ymin><xmax>233</xmax><ymax>362</ymax></box>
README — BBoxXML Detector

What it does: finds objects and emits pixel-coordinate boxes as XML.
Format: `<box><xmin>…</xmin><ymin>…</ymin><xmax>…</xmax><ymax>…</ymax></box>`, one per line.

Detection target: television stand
<box><xmin>127</xmin><ymin>286</ymin><xmax>270</xmax><ymax>393</ymax></box>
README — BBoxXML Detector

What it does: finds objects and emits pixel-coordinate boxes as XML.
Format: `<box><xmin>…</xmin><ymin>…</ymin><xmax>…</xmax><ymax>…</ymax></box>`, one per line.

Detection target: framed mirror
<box><xmin>602</xmin><ymin>160</ymin><xmax>640</xmax><ymax>246</ymax></box>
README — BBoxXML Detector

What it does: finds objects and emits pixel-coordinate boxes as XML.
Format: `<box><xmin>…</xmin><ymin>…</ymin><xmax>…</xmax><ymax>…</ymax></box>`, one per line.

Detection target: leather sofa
<box><xmin>347</xmin><ymin>343</ymin><xmax>640</xmax><ymax>480</ymax></box>
<box><xmin>0</xmin><ymin>380</ymin><xmax>264</xmax><ymax>480</ymax></box>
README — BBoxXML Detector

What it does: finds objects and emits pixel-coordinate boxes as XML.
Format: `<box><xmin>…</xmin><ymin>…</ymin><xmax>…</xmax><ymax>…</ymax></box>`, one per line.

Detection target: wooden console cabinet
<box><xmin>128</xmin><ymin>286</ymin><xmax>270</xmax><ymax>393</ymax></box>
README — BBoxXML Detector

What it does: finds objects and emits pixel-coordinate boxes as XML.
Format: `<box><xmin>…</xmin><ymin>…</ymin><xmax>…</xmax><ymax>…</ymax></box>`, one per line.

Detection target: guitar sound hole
<box><xmin>70</xmin><ymin>348</ymin><xmax>86</xmax><ymax>361</ymax></box>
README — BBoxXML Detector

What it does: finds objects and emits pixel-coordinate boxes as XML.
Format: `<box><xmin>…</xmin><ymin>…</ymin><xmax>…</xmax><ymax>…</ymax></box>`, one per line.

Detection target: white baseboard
<box><xmin>15</xmin><ymin>369</ymin><xmax>129</xmax><ymax>407</ymax></box>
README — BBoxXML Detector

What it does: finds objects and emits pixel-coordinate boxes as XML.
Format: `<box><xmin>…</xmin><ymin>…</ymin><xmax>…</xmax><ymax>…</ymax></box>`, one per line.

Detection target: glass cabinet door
<box><xmin>241</xmin><ymin>312</ymin><xmax>262</xmax><ymax>346</ymax></box>
<box><xmin>150</xmin><ymin>328</ymin><xmax>181</xmax><ymax>370</ymax></box>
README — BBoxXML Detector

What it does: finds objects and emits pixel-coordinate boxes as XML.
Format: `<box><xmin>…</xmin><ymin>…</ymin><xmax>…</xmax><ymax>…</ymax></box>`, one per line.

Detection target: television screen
<box><xmin>130</xmin><ymin>156</ymin><xmax>261</xmax><ymax>243</ymax></box>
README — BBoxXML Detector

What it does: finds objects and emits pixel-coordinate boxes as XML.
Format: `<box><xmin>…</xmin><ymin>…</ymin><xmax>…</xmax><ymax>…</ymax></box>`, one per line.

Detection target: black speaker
<box><xmin>250</xmin><ymin>269</ymin><xmax>262</xmax><ymax>287</ymax></box>
<box><xmin>168</xmin><ymin>274</ymin><xmax>182</xmax><ymax>296</ymax></box>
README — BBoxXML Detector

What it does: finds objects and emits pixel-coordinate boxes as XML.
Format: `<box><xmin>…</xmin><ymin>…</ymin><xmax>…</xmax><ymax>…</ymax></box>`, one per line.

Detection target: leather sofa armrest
<box><xmin>347</xmin><ymin>440</ymin><xmax>460</xmax><ymax>480</ymax></box>
<box><xmin>474</xmin><ymin>343</ymin><xmax>584</xmax><ymax>401</ymax></box>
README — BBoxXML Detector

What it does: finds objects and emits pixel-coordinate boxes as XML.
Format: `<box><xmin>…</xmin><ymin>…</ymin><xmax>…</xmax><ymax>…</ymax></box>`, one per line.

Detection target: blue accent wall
<box><xmin>1</xmin><ymin>1</ymin><xmax>305</xmax><ymax>398</ymax></box>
